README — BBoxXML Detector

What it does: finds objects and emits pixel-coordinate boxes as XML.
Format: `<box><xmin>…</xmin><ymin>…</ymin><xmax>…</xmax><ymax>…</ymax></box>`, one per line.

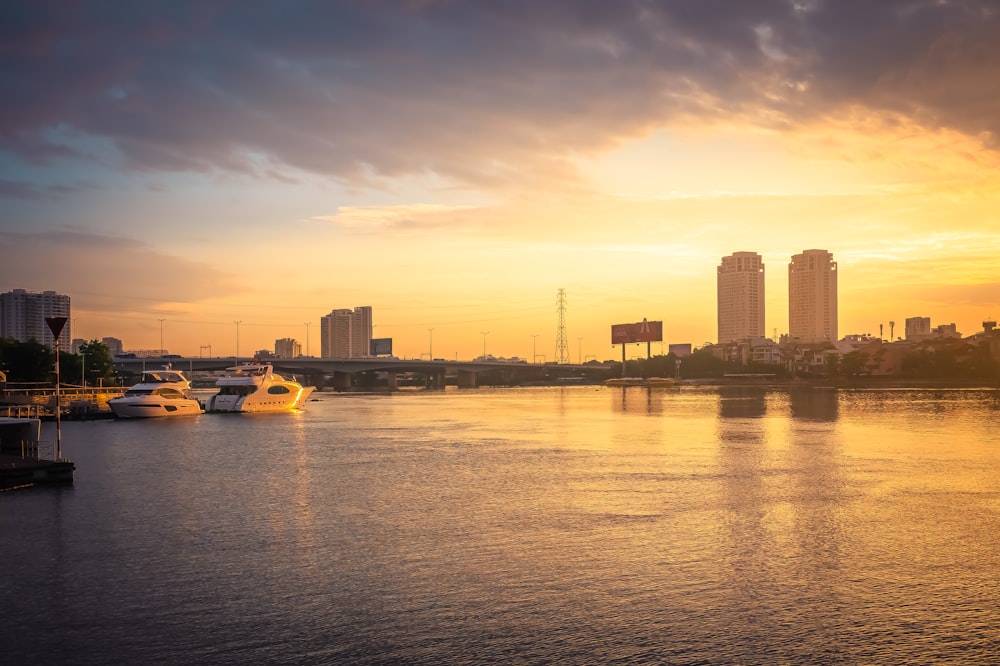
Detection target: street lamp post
<box><xmin>480</xmin><ymin>331</ymin><xmax>489</xmax><ymax>359</ymax></box>
<box><xmin>304</xmin><ymin>322</ymin><xmax>311</xmax><ymax>357</ymax></box>
<box><xmin>158</xmin><ymin>318</ymin><xmax>165</xmax><ymax>356</ymax></box>
<box><xmin>235</xmin><ymin>321</ymin><xmax>242</xmax><ymax>363</ymax></box>
<box><xmin>428</xmin><ymin>328</ymin><xmax>435</xmax><ymax>360</ymax></box>
<box><xmin>80</xmin><ymin>351</ymin><xmax>86</xmax><ymax>387</ymax></box>
<box><xmin>577</xmin><ymin>337</ymin><xmax>583</xmax><ymax>364</ymax></box>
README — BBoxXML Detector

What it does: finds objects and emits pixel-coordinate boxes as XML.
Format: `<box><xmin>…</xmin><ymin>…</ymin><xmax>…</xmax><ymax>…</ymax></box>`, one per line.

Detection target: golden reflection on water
<box><xmin>8</xmin><ymin>386</ymin><xmax>1000</xmax><ymax>663</ymax></box>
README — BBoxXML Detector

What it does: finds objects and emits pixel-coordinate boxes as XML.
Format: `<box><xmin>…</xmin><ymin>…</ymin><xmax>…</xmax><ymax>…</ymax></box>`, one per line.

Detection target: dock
<box><xmin>0</xmin><ymin>416</ymin><xmax>74</xmax><ymax>490</ymax></box>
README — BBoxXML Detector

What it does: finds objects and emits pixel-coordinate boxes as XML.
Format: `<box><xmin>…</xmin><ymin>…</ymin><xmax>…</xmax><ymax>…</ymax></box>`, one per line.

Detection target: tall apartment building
<box><xmin>788</xmin><ymin>250</ymin><xmax>838</xmax><ymax>343</ymax></box>
<box><xmin>320</xmin><ymin>306</ymin><xmax>373</xmax><ymax>359</ymax></box>
<box><xmin>717</xmin><ymin>251</ymin><xmax>765</xmax><ymax>344</ymax></box>
<box><xmin>274</xmin><ymin>337</ymin><xmax>302</xmax><ymax>359</ymax></box>
<box><xmin>905</xmin><ymin>317</ymin><xmax>931</xmax><ymax>340</ymax></box>
<box><xmin>0</xmin><ymin>289</ymin><xmax>72</xmax><ymax>348</ymax></box>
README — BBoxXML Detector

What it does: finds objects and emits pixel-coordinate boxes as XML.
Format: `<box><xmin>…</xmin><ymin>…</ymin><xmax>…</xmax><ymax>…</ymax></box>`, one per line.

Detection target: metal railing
<box><xmin>2</xmin><ymin>404</ymin><xmax>44</xmax><ymax>418</ymax></box>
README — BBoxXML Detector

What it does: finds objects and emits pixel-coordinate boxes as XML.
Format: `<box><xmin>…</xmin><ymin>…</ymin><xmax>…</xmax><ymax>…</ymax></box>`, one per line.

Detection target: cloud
<box><xmin>0</xmin><ymin>228</ymin><xmax>242</xmax><ymax>313</ymax></box>
<box><xmin>1</xmin><ymin>0</ymin><xmax>998</xmax><ymax>194</ymax></box>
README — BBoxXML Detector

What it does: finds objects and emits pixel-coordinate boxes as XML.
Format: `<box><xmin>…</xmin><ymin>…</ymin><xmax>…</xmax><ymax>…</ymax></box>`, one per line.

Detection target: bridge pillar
<box><xmin>426</xmin><ymin>369</ymin><xmax>446</xmax><ymax>389</ymax></box>
<box><xmin>457</xmin><ymin>369</ymin><xmax>478</xmax><ymax>388</ymax></box>
<box><xmin>386</xmin><ymin>373</ymin><xmax>399</xmax><ymax>389</ymax></box>
<box><xmin>331</xmin><ymin>371</ymin><xmax>353</xmax><ymax>391</ymax></box>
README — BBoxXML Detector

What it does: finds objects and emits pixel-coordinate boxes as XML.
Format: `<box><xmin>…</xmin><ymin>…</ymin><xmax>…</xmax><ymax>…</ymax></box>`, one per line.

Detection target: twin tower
<box><xmin>717</xmin><ymin>250</ymin><xmax>838</xmax><ymax>345</ymax></box>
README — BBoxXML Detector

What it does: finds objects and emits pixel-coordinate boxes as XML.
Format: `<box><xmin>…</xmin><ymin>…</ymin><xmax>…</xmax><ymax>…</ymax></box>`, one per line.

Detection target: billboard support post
<box><xmin>610</xmin><ymin>318</ymin><xmax>663</xmax><ymax>379</ymax></box>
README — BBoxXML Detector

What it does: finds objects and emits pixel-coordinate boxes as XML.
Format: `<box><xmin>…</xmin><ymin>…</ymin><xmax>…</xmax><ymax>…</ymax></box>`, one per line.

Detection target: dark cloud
<box><xmin>2</xmin><ymin>0</ymin><xmax>997</xmax><ymax>190</ymax></box>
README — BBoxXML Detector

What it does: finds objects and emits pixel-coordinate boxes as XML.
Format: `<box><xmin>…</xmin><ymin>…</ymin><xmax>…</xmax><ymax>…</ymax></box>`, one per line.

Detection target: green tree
<box><xmin>0</xmin><ymin>337</ymin><xmax>54</xmax><ymax>382</ymax></box>
<box><xmin>75</xmin><ymin>340</ymin><xmax>116</xmax><ymax>386</ymax></box>
<box><xmin>839</xmin><ymin>350</ymin><xmax>869</xmax><ymax>376</ymax></box>
<box><xmin>678</xmin><ymin>347</ymin><xmax>726</xmax><ymax>379</ymax></box>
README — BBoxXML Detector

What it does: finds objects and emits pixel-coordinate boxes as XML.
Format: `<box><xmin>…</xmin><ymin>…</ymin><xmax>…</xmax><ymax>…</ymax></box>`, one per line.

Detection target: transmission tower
<box><xmin>555</xmin><ymin>288</ymin><xmax>569</xmax><ymax>364</ymax></box>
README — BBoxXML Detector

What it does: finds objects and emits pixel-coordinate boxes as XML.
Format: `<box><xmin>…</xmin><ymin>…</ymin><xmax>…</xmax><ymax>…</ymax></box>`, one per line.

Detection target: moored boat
<box><xmin>108</xmin><ymin>367</ymin><xmax>203</xmax><ymax>418</ymax></box>
<box><xmin>201</xmin><ymin>363</ymin><xmax>315</xmax><ymax>413</ymax></box>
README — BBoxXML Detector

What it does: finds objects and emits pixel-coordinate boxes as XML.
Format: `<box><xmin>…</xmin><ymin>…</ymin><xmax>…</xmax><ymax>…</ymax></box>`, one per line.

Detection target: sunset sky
<box><xmin>2</xmin><ymin>1</ymin><xmax>999</xmax><ymax>361</ymax></box>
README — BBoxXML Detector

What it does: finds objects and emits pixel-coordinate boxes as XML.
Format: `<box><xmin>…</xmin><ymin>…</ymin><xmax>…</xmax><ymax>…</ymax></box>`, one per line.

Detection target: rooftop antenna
<box><xmin>555</xmin><ymin>289</ymin><xmax>569</xmax><ymax>364</ymax></box>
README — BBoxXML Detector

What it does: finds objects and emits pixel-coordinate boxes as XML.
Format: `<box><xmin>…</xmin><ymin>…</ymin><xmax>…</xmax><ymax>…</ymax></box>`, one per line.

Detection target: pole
<box><xmin>44</xmin><ymin>317</ymin><xmax>67</xmax><ymax>462</ymax></box>
<box><xmin>235</xmin><ymin>321</ymin><xmax>242</xmax><ymax>363</ymax></box>
<box><xmin>80</xmin><ymin>351</ymin><xmax>85</xmax><ymax>387</ymax></box>
<box><xmin>54</xmin><ymin>339</ymin><xmax>62</xmax><ymax>460</ymax></box>
<box><xmin>304</xmin><ymin>322</ymin><xmax>311</xmax><ymax>357</ymax></box>
<box><xmin>621</xmin><ymin>344</ymin><xmax>626</xmax><ymax>378</ymax></box>
<box><xmin>159</xmin><ymin>318</ymin><xmax>165</xmax><ymax>355</ymax></box>
<box><xmin>577</xmin><ymin>337</ymin><xmax>583</xmax><ymax>364</ymax></box>
<box><xmin>532</xmin><ymin>334</ymin><xmax>539</xmax><ymax>364</ymax></box>
<box><xmin>429</xmin><ymin>328</ymin><xmax>434</xmax><ymax>360</ymax></box>
<box><xmin>480</xmin><ymin>331</ymin><xmax>489</xmax><ymax>359</ymax></box>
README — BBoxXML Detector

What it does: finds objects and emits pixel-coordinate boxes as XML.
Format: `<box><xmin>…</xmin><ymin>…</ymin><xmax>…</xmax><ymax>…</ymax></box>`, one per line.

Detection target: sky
<box><xmin>2</xmin><ymin>0</ymin><xmax>999</xmax><ymax>361</ymax></box>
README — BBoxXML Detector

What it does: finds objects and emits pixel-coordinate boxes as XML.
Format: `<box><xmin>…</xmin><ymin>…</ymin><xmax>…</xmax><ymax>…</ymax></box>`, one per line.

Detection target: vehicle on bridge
<box><xmin>201</xmin><ymin>364</ymin><xmax>315</xmax><ymax>413</ymax></box>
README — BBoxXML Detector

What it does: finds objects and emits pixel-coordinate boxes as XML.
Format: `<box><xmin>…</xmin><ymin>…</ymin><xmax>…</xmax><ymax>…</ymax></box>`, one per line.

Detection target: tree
<box><xmin>678</xmin><ymin>347</ymin><xmax>726</xmax><ymax>378</ymax></box>
<box><xmin>839</xmin><ymin>350</ymin><xmax>868</xmax><ymax>376</ymax></box>
<box><xmin>75</xmin><ymin>340</ymin><xmax>116</xmax><ymax>386</ymax></box>
<box><xmin>0</xmin><ymin>337</ymin><xmax>54</xmax><ymax>382</ymax></box>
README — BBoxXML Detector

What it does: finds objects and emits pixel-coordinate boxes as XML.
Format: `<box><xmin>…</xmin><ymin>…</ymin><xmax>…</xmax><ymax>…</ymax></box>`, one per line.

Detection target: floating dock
<box><xmin>0</xmin><ymin>416</ymin><xmax>74</xmax><ymax>490</ymax></box>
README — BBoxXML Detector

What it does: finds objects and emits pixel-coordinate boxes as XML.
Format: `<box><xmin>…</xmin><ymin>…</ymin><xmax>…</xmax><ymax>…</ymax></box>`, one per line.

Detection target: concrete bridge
<box><xmin>113</xmin><ymin>356</ymin><xmax>612</xmax><ymax>389</ymax></box>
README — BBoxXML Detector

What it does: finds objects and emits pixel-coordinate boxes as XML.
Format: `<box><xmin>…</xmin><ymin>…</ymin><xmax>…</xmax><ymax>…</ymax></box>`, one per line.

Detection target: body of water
<box><xmin>3</xmin><ymin>386</ymin><xmax>1000</xmax><ymax>664</ymax></box>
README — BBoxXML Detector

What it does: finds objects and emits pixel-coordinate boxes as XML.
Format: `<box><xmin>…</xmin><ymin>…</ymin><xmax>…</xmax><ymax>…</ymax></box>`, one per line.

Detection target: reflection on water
<box><xmin>789</xmin><ymin>388</ymin><xmax>839</xmax><ymax>421</ymax></box>
<box><xmin>3</xmin><ymin>387</ymin><xmax>1000</xmax><ymax>664</ymax></box>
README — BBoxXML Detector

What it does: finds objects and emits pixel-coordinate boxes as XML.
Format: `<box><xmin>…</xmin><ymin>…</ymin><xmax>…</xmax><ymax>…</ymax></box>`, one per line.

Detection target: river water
<box><xmin>3</xmin><ymin>386</ymin><xmax>1000</xmax><ymax>664</ymax></box>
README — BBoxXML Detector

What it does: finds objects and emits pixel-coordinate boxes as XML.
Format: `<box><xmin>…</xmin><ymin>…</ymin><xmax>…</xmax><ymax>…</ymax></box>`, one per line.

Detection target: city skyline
<box><xmin>2</xmin><ymin>2</ymin><xmax>999</xmax><ymax>360</ymax></box>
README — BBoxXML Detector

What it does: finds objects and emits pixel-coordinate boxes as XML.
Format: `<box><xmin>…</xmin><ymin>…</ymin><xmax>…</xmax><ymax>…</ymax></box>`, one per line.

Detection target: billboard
<box><xmin>668</xmin><ymin>343</ymin><xmax>692</xmax><ymax>357</ymax></box>
<box><xmin>370</xmin><ymin>337</ymin><xmax>393</xmax><ymax>356</ymax></box>
<box><xmin>611</xmin><ymin>319</ymin><xmax>663</xmax><ymax>345</ymax></box>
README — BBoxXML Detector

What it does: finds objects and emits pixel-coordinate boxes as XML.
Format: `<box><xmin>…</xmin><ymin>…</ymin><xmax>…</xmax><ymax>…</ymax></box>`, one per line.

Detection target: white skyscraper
<box><xmin>717</xmin><ymin>251</ymin><xmax>765</xmax><ymax>344</ymax></box>
<box><xmin>788</xmin><ymin>250</ymin><xmax>838</xmax><ymax>343</ymax></box>
<box><xmin>320</xmin><ymin>306</ymin><xmax>373</xmax><ymax>359</ymax></box>
<box><xmin>0</xmin><ymin>289</ymin><xmax>72</xmax><ymax>348</ymax></box>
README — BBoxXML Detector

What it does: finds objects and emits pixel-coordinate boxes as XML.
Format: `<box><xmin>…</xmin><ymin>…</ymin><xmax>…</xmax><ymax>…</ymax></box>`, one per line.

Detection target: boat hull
<box><xmin>203</xmin><ymin>386</ymin><xmax>316</xmax><ymax>413</ymax></box>
<box><xmin>108</xmin><ymin>398</ymin><xmax>204</xmax><ymax>418</ymax></box>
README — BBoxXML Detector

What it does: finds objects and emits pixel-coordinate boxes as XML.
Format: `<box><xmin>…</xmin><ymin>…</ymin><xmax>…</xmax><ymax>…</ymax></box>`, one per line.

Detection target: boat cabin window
<box><xmin>267</xmin><ymin>386</ymin><xmax>291</xmax><ymax>395</ymax></box>
<box><xmin>218</xmin><ymin>385</ymin><xmax>258</xmax><ymax>396</ymax></box>
<box><xmin>153</xmin><ymin>388</ymin><xmax>187</xmax><ymax>399</ymax></box>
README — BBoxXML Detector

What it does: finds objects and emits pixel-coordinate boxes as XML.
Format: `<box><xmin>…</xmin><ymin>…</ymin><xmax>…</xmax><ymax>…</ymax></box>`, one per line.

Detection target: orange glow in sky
<box><xmin>2</xmin><ymin>3</ymin><xmax>998</xmax><ymax>360</ymax></box>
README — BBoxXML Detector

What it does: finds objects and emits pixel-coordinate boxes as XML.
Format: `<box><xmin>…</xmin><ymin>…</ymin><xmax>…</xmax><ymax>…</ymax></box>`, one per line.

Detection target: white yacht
<box><xmin>108</xmin><ymin>367</ymin><xmax>204</xmax><ymax>418</ymax></box>
<box><xmin>201</xmin><ymin>363</ymin><xmax>315</xmax><ymax>413</ymax></box>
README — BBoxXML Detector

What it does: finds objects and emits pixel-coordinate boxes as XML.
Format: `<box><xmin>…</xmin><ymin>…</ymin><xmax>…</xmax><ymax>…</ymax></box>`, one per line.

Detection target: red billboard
<box><xmin>611</xmin><ymin>319</ymin><xmax>663</xmax><ymax>345</ymax></box>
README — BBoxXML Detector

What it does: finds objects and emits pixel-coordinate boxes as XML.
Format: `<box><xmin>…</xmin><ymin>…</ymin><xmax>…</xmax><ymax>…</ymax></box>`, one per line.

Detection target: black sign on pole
<box><xmin>44</xmin><ymin>316</ymin><xmax>68</xmax><ymax>461</ymax></box>
<box><xmin>45</xmin><ymin>316</ymin><xmax>68</xmax><ymax>340</ymax></box>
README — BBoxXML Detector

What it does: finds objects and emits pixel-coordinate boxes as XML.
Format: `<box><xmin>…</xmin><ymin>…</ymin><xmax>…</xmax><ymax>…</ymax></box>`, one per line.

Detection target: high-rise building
<box><xmin>0</xmin><ymin>289</ymin><xmax>72</xmax><ymax>348</ymax></box>
<box><xmin>904</xmin><ymin>317</ymin><xmax>931</xmax><ymax>340</ymax></box>
<box><xmin>788</xmin><ymin>250</ymin><xmax>838</xmax><ymax>343</ymax></box>
<box><xmin>320</xmin><ymin>306</ymin><xmax>373</xmax><ymax>359</ymax></box>
<box><xmin>274</xmin><ymin>337</ymin><xmax>302</xmax><ymax>359</ymax></box>
<box><xmin>717</xmin><ymin>251</ymin><xmax>765</xmax><ymax>344</ymax></box>
<box><xmin>102</xmin><ymin>337</ymin><xmax>124</xmax><ymax>357</ymax></box>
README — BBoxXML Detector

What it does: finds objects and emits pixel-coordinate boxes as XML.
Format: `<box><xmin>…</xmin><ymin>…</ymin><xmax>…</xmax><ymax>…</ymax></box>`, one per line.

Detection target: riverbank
<box><xmin>677</xmin><ymin>376</ymin><xmax>1000</xmax><ymax>390</ymax></box>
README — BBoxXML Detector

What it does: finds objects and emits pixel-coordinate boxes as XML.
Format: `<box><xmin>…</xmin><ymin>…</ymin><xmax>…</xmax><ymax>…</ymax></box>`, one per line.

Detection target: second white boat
<box><xmin>201</xmin><ymin>363</ymin><xmax>315</xmax><ymax>413</ymax></box>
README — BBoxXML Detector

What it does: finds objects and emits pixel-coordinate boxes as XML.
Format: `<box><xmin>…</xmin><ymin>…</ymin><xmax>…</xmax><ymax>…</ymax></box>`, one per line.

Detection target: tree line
<box><xmin>0</xmin><ymin>338</ymin><xmax>117</xmax><ymax>385</ymax></box>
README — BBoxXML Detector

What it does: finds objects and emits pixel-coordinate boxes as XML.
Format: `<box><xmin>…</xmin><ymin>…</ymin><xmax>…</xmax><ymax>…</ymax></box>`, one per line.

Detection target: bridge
<box><xmin>113</xmin><ymin>356</ymin><xmax>612</xmax><ymax>389</ymax></box>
